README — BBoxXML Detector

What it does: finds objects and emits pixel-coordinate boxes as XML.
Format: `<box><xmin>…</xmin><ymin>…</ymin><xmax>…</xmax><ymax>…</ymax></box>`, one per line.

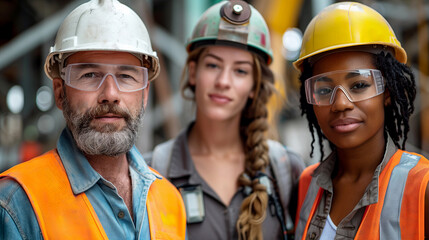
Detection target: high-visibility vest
<box><xmin>295</xmin><ymin>150</ymin><xmax>429</xmax><ymax>239</ymax></box>
<box><xmin>0</xmin><ymin>149</ymin><xmax>186</xmax><ymax>240</ymax></box>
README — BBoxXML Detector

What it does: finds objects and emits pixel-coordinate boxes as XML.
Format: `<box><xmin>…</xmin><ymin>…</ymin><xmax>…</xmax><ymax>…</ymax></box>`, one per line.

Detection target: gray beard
<box><xmin>61</xmin><ymin>90</ymin><xmax>144</xmax><ymax>157</ymax></box>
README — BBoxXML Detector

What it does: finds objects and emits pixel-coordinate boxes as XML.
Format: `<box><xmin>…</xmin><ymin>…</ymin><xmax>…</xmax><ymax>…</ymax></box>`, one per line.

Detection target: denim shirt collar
<box><xmin>56</xmin><ymin>128</ymin><xmax>159</xmax><ymax>195</ymax></box>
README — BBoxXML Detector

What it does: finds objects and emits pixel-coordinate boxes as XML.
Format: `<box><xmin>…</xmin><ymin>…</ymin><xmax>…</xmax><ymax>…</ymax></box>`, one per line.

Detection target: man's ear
<box><xmin>384</xmin><ymin>89</ymin><xmax>391</xmax><ymax>107</ymax></box>
<box><xmin>188</xmin><ymin>61</ymin><xmax>197</xmax><ymax>86</ymax></box>
<box><xmin>53</xmin><ymin>78</ymin><xmax>64</xmax><ymax>110</ymax></box>
<box><xmin>143</xmin><ymin>82</ymin><xmax>150</xmax><ymax>109</ymax></box>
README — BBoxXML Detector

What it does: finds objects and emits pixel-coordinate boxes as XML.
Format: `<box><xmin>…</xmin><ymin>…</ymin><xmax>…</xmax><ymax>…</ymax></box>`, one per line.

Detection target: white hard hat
<box><xmin>44</xmin><ymin>0</ymin><xmax>160</xmax><ymax>81</ymax></box>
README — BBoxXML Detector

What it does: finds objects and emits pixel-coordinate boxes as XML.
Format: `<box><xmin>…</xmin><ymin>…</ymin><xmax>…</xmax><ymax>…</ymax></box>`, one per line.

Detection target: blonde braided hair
<box><xmin>236</xmin><ymin>54</ymin><xmax>274</xmax><ymax>240</ymax></box>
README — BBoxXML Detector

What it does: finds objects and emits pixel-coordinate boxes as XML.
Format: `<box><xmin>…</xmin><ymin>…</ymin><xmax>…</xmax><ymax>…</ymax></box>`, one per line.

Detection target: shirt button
<box><xmin>118</xmin><ymin>211</ymin><xmax>125</xmax><ymax>219</ymax></box>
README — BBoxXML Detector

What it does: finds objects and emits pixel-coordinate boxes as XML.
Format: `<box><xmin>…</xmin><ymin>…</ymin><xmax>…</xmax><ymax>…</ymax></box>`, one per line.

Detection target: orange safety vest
<box><xmin>0</xmin><ymin>149</ymin><xmax>186</xmax><ymax>240</ymax></box>
<box><xmin>295</xmin><ymin>150</ymin><xmax>429</xmax><ymax>239</ymax></box>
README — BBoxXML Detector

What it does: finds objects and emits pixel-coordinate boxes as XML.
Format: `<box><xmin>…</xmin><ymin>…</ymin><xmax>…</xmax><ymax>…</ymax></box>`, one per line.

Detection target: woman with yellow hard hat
<box><xmin>294</xmin><ymin>2</ymin><xmax>429</xmax><ymax>239</ymax></box>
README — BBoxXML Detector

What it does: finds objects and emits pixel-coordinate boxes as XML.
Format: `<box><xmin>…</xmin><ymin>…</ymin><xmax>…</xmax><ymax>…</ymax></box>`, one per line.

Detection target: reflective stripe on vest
<box><xmin>379</xmin><ymin>152</ymin><xmax>420</xmax><ymax>239</ymax></box>
<box><xmin>295</xmin><ymin>150</ymin><xmax>429</xmax><ymax>240</ymax></box>
<box><xmin>0</xmin><ymin>149</ymin><xmax>187</xmax><ymax>240</ymax></box>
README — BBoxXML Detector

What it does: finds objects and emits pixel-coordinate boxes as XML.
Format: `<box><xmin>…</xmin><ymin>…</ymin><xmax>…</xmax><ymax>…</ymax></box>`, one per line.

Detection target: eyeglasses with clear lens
<box><xmin>304</xmin><ymin>69</ymin><xmax>385</xmax><ymax>106</ymax></box>
<box><xmin>63</xmin><ymin>63</ymin><xmax>148</xmax><ymax>92</ymax></box>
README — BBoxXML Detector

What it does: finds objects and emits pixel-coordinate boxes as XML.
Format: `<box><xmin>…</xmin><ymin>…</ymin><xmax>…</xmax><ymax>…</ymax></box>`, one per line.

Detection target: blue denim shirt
<box><xmin>0</xmin><ymin>128</ymin><xmax>158</xmax><ymax>239</ymax></box>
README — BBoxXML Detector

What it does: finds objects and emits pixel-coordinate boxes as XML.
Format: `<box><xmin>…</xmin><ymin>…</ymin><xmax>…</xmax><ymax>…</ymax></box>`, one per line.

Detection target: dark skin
<box><xmin>311</xmin><ymin>51</ymin><xmax>429</xmax><ymax>237</ymax></box>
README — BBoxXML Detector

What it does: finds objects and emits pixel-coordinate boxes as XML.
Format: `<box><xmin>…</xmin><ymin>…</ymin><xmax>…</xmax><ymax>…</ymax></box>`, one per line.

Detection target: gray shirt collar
<box><xmin>312</xmin><ymin>136</ymin><xmax>397</xmax><ymax>205</ymax></box>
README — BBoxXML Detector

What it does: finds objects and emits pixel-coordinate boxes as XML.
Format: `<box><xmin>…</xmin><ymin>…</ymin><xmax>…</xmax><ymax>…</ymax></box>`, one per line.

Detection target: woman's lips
<box><xmin>209</xmin><ymin>93</ymin><xmax>231</xmax><ymax>104</ymax></box>
<box><xmin>330</xmin><ymin>118</ymin><xmax>362</xmax><ymax>133</ymax></box>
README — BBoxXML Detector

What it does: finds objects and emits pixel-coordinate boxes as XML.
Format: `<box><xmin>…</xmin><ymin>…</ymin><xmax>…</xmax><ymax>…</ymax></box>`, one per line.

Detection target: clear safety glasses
<box><xmin>62</xmin><ymin>63</ymin><xmax>148</xmax><ymax>92</ymax></box>
<box><xmin>304</xmin><ymin>69</ymin><xmax>385</xmax><ymax>106</ymax></box>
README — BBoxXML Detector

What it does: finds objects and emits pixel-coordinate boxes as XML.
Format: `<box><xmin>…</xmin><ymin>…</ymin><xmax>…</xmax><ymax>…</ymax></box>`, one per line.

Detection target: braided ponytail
<box><xmin>236</xmin><ymin>54</ymin><xmax>275</xmax><ymax>240</ymax></box>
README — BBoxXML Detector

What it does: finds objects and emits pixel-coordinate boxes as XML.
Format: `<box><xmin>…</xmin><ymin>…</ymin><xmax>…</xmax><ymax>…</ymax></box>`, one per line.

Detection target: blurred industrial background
<box><xmin>0</xmin><ymin>0</ymin><xmax>428</xmax><ymax>171</ymax></box>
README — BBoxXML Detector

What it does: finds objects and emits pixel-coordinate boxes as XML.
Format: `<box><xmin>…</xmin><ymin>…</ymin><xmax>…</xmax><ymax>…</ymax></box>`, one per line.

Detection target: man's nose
<box><xmin>97</xmin><ymin>74</ymin><xmax>120</xmax><ymax>104</ymax></box>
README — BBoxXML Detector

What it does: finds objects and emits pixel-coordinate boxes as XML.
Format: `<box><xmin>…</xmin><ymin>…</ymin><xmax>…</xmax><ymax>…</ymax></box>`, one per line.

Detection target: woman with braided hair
<box><xmin>294</xmin><ymin>2</ymin><xmax>429</xmax><ymax>239</ymax></box>
<box><xmin>145</xmin><ymin>1</ymin><xmax>304</xmax><ymax>239</ymax></box>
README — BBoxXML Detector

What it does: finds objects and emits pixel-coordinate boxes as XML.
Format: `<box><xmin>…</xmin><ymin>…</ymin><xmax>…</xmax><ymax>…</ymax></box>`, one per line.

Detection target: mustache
<box><xmin>86</xmin><ymin>104</ymin><xmax>132</xmax><ymax>120</ymax></box>
<box><xmin>76</xmin><ymin>104</ymin><xmax>133</xmax><ymax>130</ymax></box>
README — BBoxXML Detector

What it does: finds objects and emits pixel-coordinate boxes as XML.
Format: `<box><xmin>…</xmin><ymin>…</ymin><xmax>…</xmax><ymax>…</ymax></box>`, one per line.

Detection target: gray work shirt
<box><xmin>145</xmin><ymin>124</ymin><xmax>304</xmax><ymax>240</ymax></box>
<box><xmin>305</xmin><ymin>138</ymin><xmax>397</xmax><ymax>240</ymax></box>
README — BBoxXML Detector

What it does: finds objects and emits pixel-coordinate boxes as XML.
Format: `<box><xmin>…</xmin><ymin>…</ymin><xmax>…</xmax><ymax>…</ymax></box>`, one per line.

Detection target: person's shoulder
<box><xmin>0</xmin><ymin>150</ymin><xmax>60</xmax><ymax>211</ymax></box>
<box><xmin>267</xmin><ymin>139</ymin><xmax>299</xmax><ymax>156</ymax></box>
<box><xmin>0</xmin><ymin>176</ymin><xmax>26</xmax><ymax>202</ymax></box>
<box><xmin>0</xmin><ymin>175</ymin><xmax>41</xmax><ymax>239</ymax></box>
<box><xmin>143</xmin><ymin>138</ymin><xmax>177</xmax><ymax>166</ymax></box>
<box><xmin>399</xmin><ymin>150</ymin><xmax>429</xmax><ymax>168</ymax></box>
<box><xmin>0</xmin><ymin>161</ymin><xmax>37</xmax><ymax>209</ymax></box>
<box><xmin>267</xmin><ymin>139</ymin><xmax>305</xmax><ymax>172</ymax></box>
<box><xmin>301</xmin><ymin>163</ymin><xmax>320</xmax><ymax>177</ymax></box>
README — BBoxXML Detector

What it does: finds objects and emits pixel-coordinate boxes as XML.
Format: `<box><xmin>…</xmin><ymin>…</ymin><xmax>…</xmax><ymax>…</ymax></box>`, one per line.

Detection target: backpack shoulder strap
<box><xmin>151</xmin><ymin>139</ymin><xmax>175</xmax><ymax>177</ymax></box>
<box><xmin>268</xmin><ymin>140</ymin><xmax>305</xmax><ymax>229</ymax></box>
<box><xmin>268</xmin><ymin>140</ymin><xmax>292</xmax><ymax>209</ymax></box>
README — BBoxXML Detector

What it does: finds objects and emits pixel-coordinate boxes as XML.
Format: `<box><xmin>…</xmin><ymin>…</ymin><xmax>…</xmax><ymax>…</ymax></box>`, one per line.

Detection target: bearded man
<box><xmin>0</xmin><ymin>1</ymin><xmax>186</xmax><ymax>239</ymax></box>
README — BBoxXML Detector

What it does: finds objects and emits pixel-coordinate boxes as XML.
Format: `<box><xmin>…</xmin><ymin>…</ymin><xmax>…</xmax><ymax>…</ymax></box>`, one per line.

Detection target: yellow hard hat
<box><xmin>293</xmin><ymin>2</ymin><xmax>407</xmax><ymax>71</ymax></box>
